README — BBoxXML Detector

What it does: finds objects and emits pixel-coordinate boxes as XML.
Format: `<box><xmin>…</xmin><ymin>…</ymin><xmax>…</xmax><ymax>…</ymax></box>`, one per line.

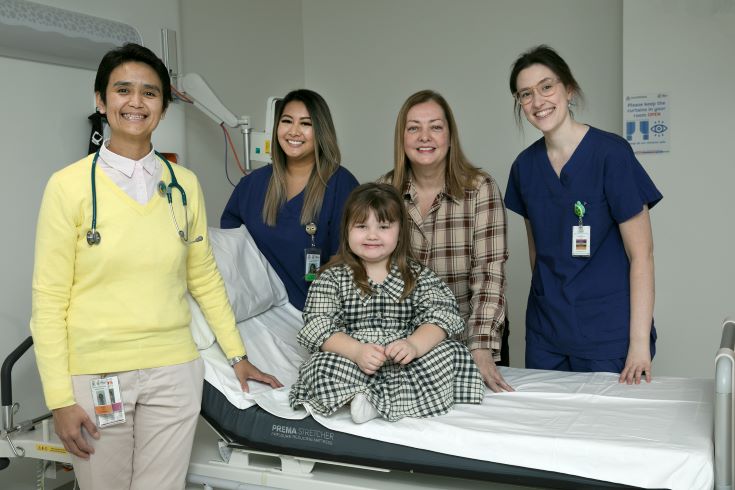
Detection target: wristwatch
<box><xmin>228</xmin><ymin>354</ymin><xmax>248</xmax><ymax>366</ymax></box>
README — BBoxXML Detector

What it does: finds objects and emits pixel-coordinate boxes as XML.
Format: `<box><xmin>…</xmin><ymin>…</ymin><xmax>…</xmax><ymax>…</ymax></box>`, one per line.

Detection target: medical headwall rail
<box><xmin>716</xmin><ymin>317</ymin><xmax>735</xmax><ymax>490</ymax></box>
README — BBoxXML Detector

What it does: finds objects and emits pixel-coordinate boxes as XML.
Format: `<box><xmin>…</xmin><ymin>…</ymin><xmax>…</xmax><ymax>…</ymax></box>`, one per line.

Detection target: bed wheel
<box><xmin>0</xmin><ymin>457</ymin><xmax>10</xmax><ymax>471</ymax></box>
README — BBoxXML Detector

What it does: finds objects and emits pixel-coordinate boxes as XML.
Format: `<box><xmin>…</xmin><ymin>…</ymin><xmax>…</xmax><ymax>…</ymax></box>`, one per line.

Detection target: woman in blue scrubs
<box><xmin>221</xmin><ymin>89</ymin><xmax>358</xmax><ymax>310</ymax></box>
<box><xmin>504</xmin><ymin>46</ymin><xmax>662</xmax><ymax>384</ymax></box>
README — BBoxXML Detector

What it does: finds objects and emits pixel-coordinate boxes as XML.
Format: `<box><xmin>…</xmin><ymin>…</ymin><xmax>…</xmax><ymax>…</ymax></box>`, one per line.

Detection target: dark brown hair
<box><xmin>509</xmin><ymin>45</ymin><xmax>584</xmax><ymax>126</ymax></box>
<box><xmin>264</xmin><ymin>89</ymin><xmax>341</xmax><ymax>226</ymax></box>
<box><xmin>324</xmin><ymin>183</ymin><xmax>418</xmax><ymax>300</ymax></box>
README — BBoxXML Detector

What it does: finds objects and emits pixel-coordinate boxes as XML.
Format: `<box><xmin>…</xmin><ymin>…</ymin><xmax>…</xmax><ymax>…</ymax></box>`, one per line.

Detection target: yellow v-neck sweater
<box><xmin>31</xmin><ymin>155</ymin><xmax>245</xmax><ymax>409</ymax></box>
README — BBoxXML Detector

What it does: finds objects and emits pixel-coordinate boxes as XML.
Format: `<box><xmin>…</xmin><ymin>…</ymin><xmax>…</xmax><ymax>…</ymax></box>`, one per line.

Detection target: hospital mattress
<box><xmin>198</xmin><ymin>303</ymin><xmax>715</xmax><ymax>490</ymax></box>
<box><xmin>200</xmin><ymin>381</ymin><xmax>637</xmax><ymax>489</ymax></box>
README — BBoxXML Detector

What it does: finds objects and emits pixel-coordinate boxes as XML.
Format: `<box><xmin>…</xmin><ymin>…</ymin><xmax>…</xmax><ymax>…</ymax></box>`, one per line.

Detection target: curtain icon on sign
<box><xmin>625</xmin><ymin>121</ymin><xmax>636</xmax><ymax>141</ymax></box>
<box><xmin>639</xmin><ymin>120</ymin><xmax>649</xmax><ymax>141</ymax></box>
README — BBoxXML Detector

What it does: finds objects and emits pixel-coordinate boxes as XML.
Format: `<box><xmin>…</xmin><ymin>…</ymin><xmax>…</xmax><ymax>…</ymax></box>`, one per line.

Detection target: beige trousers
<box><xmin>71</xmin><ymin>358</ymin><xmax>204</xmax><ymax>490</ymax></box>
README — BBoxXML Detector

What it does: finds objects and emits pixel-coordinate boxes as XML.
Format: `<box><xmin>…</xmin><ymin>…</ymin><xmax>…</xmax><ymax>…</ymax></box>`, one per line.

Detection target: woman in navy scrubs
<box><xmin>504</xmin><ymin>46</ymin><xmax>662</xmax><ymax>384</ymax></box>
<box><xmin>221</xmin><ymin>89</ymin><xmax>358</xmax><ymax>310</ymax></box>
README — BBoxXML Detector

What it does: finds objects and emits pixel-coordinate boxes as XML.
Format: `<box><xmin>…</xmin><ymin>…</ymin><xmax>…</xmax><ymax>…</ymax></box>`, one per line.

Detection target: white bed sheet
<box><xmin>199</xmin><ymin>304</ymin><xmax>714</xmax><ymax>490</ymax></box>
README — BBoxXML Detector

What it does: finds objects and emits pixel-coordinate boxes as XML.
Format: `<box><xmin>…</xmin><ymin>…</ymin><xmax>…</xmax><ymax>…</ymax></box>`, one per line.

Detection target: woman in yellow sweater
<box><xmin>30</xmin><ymin>43</ymin><xmax>281</xmax><ymax>489</ymax></box>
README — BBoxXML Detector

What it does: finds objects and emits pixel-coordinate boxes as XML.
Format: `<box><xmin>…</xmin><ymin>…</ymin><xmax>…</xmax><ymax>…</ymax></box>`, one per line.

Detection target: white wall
<box><xmin>301</xmin><ymin>0</ymin><xmax>623</xmax><ymax>367</ymax></box>
<box><xmin>623</xmin><ymin>0</ymin><xmax>735</xmax><ymax>377</ymax></box>
<box><xmin>0</xmin><ymin>1</ymin><xmax>181</xmax><ymax>488</ymax></box>
<box><xmin>180</xmin><ymin>0</ymin><xmax>305</xmax><ymax>225</ymax></box>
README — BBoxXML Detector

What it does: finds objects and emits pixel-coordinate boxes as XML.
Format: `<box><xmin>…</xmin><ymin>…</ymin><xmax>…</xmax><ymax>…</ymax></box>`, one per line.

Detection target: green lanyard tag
<box><xmin>573</xmin><ymin>201</ymin><xmax>586</xmax><ymax>218</ymax></box>
<box><xmin>574</xmin><ymin>201</ymin><xmax>586</xmax><ymax>227</ymax></box>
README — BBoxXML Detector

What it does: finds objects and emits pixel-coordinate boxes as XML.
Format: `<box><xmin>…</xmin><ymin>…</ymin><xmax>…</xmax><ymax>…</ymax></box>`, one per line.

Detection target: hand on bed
<box><xmin>52</xmin><ymin>403</ymin><xmax>100</xmax><ymax>459</ymax></box>
<box><xmin>233</xmin><ymin>359</ymin><xmax>284</xmax><ymax>392</ymax></box>
<box><xmin>472</xmin><ymin>349</ymin><xmax>514</xmax><ymax>393</ymax></box>
<box><xmin>619</xmin><ymin>342</ymin><xmax>652</xmax><ymax>384</ymax></box>
<box><xmin>385</xmin><ymin>339</ymin><xmax>418</xmax><ymax>365</ymax></box>
<box><xmin>354</xmin><ymin>343</ymin><xmax>387</xmax><ymax>375</ymax></box>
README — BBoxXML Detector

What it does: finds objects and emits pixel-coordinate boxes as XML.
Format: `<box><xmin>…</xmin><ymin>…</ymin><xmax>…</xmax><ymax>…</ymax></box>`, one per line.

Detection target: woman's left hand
<box><xmin>619</xmin><ymin>342</ymin><xmax>652</xmax><ymax>384</ymax></box>
<box><xmin>472</xmin><ymin>349</ymin><xmax>514</xmax><ymax>392</ymax></box>
<box><xmin>233</xmin><ymin>360</ymin><xmax>284</xmax><ymax>392</ymax></box>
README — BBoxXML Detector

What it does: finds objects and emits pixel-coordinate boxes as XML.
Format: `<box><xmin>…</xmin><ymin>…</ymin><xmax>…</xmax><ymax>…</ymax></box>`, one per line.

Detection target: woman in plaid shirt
<box><xmin>289</xmin><ymin>183</ymin><xmax>484</xmax><ymax>423</ymax></box>
<box><xmin>381</xmin><ymin>91</ymin><xmax>512</xmax><ymax>392</ymax></box>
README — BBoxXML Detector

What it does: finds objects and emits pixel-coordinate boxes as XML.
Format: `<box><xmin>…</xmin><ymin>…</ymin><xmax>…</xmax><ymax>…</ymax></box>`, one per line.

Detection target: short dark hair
<box><xmin>509</xmin><ymin>45</ymin><xmax>584</xmax><ymax>126</ymax></box>
<box><xmin>94</xmin><ymin>43</ymin><xmax>172</xmax><ymax>110</ymax></box>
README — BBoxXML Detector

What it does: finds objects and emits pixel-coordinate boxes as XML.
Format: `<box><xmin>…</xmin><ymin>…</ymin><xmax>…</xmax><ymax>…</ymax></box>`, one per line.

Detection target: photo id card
<box><xmin>90</xmin><ymin>376</ymin><xmax>125</xmax><ymax>428</ymax></box>
<box><xmin>304</xmin><ymin>247</ymin><xmax>321</xmax><ymax>282</ymax></box>
<box><xmin>571</xmin><ymin>226</ymin><xmax>591</xmax><ymax>257</ymax></box>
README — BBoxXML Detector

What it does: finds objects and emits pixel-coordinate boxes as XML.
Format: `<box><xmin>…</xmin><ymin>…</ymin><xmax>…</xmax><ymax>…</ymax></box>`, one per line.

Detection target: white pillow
<box><xmin>189</xmin><ymin>225</ymin><xmax>289</xmax><ymax>349</ymax></box>
<box><xmin>209</xmin><ymin>225</ymin><xmax>288</xmax><ymax>320</ymax></box>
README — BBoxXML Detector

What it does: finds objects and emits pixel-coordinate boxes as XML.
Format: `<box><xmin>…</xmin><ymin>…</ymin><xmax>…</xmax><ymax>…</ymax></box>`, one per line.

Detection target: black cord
<box><xmin>223</xmin><ymin>127</ymin><xmax>236</xmax><ymax>187</ymax></box>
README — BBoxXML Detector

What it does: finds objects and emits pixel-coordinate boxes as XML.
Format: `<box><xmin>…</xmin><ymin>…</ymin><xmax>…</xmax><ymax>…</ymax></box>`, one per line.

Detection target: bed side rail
<box><xmin>715</xmin><ymin>317</ymin><xmax>735</xmax><ymax>490</ymax></box>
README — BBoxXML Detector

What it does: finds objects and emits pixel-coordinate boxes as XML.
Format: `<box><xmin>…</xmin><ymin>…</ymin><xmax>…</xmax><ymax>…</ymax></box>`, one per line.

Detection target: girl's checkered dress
<box><xmin>289</xmin><ymin>262</ymin><xmax>484</xmax><ymax>421</ymax></box>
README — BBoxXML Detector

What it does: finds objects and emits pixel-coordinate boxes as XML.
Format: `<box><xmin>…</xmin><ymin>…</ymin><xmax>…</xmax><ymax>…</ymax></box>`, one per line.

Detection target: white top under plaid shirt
<box><xmin>392</xmin><ymin>172</ymin><xmax>508</xmax><ymax>359</ymax></box>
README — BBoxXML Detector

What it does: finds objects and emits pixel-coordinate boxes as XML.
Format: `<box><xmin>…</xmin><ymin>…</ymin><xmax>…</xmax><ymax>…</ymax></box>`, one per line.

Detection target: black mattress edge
<box><xmin>201</xmin><ymin>381</ymin><xmax>655</xmax><ymax>490</ymax></box>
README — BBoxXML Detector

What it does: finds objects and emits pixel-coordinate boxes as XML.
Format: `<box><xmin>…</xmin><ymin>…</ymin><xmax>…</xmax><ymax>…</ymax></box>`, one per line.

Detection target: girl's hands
<box><xmin>385</xmin><ymin>339</ymin><xmax>418</xmax><ymax>365</ymax></box>
<box><xmin>354</xmin><ymin>343</ymin><xmax>387</xmax><ymax>375</ymax></box>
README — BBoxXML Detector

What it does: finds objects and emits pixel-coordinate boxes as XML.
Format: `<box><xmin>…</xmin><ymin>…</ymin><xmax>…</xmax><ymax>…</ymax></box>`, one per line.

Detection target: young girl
<box><xmin>289</xmin><ymin>183</ymin><xmax>485</xmax><ymax>423</ymax></box>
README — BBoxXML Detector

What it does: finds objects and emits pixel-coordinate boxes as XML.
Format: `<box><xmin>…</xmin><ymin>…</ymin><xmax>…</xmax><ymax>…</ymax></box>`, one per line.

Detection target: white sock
<box><xmin>350</xmin><ymin>393</ymin><xmax>379</xmax><ymax>424</ymax></box>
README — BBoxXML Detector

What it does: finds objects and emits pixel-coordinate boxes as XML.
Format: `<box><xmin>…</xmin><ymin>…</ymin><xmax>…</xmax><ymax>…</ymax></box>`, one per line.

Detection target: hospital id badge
<box><xmin>571</xmin><ymin>226</ymin><xmax>591</xmax><ymax>257</ymax></box>
<box><xmin>304</xmin><ymin>247</ymin><xmax>321</xmax><ymax>282</ymax></box>
<box><xmin>90</xmin><ymin>376</ymin><xmax>125</xmax><ymax>428</ymax></box>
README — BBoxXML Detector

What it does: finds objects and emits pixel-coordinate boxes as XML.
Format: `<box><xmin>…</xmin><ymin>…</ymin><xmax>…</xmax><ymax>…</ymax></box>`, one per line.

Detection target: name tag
<box><xmin>90</xmin><ymin>376</ymin><xmax>125</xmax><ymax>428</ymax></box>
<box><xmin>571</xmin><ymin>226</ymin><xmax>591</xmax><ymax>257</ymax></box>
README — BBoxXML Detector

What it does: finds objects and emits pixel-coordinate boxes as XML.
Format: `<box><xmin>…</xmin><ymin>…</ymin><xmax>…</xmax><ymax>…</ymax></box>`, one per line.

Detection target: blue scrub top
<box><xmin>221</xmin><ymin>165</ymin><xmax>358</xmax><ymax>311</ymax></box>
<box><xmin>505</xmin><ymin>126</ymin><xmax>662</xmax><ymax>359</ymax></box>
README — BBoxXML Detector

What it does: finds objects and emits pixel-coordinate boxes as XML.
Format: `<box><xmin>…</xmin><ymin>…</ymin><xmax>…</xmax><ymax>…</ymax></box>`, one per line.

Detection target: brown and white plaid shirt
<box><xmin>389</xmin><ymin>172</ymin><xmax>508</xmax><ymax>358</ymax></box>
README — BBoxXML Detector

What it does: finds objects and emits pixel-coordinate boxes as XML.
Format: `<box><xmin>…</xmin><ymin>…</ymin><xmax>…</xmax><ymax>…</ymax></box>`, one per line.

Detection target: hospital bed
<box><xmin>1</xmin><ymin>226</ymin><xmax>732</xmax><ymax>490</ymax></box>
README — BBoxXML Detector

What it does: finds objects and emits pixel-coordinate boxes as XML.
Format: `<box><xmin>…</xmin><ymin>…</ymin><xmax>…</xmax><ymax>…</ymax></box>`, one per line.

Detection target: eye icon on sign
<box><xmin>650</xmin><ymin>123</ymin><xmax>668</xmax><ymax>134</ymax></box>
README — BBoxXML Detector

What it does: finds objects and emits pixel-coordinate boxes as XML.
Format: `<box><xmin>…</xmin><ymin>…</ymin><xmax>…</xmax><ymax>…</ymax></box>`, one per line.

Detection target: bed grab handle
<box><xmin>1</xmin><ymin>336</ymin><xmax>33</xmax><ymax>430</ymax></box>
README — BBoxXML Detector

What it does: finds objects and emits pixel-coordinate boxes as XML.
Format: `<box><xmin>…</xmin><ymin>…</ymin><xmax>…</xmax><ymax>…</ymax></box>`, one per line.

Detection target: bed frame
<box><xmin>2</xmin><ymin>318</ymin><xmax>733</xmax><ymax>489</ymax></box>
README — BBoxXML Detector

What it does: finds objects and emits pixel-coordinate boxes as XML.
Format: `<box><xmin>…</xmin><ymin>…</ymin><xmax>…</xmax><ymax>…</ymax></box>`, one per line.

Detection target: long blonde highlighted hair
<box><xmin>323</xmin><ymin>183</ymin><xmax>419</xmax><ymax>300</ymax></box>
<box><xmin>263</xmin><ymin>89</ymin><xmax>341</xmax><ymax>226</ymax></box>
<box><xmin>387</xmin><ymin>90</ymin><xmax>484</xmax><ymax>197</ymax></box>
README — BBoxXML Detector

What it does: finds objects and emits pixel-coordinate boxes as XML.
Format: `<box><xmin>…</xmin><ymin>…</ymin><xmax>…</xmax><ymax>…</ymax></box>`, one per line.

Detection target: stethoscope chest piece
<box><xmin>86</xmin><ymin>229</ymin><xmax>101</xmax><ymax>246</ymax></box>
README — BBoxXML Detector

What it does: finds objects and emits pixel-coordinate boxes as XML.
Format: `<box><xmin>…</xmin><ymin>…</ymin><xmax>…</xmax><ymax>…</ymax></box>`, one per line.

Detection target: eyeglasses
<box><xmin>513</xmin><ymin>78</ymin><xmax>561</xmax><ymax>106</ymax></box>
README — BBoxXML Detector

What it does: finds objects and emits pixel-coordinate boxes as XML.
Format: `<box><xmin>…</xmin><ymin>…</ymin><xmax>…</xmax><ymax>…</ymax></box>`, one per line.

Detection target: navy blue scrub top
<box><xmin>221</xmin><ymin>165</ymin><xmax>358</xmax><ymax>311</ymax></box>
<box><xmin>505</xmin><ymin>126</ymin><xmax>662</xmax><ymax>359</ymax></box>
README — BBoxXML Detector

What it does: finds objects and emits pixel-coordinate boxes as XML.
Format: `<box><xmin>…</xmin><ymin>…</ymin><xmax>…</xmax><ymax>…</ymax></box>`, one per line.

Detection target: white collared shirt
<box><xmin>98</xmin><ymin>140</ymin><xmax>162</xmax><ymax>205</ymax></box>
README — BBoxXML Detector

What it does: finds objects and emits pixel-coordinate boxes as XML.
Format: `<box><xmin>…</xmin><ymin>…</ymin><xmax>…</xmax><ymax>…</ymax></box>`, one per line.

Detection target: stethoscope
<box><xmin>87</xmin><ymin>149</ymin><xmax>203</xmax><ymax>246</ymax></box>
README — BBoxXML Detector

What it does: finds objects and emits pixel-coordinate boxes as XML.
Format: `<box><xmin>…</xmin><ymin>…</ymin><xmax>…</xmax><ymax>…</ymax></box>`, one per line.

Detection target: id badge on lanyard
<box><xmin>571</xmin><ymin>200</ymin><xmax>591</xmax><ymax>257</ymax></box>
<box><xmin>90</xmin><ymin>376</ymin><xmax>125</xmax><ymax>428</ymax></box>
<box><xmin>304</xmin><ymin>222</ymin><xmax>321</xmax><ymax>282</ymax></box>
